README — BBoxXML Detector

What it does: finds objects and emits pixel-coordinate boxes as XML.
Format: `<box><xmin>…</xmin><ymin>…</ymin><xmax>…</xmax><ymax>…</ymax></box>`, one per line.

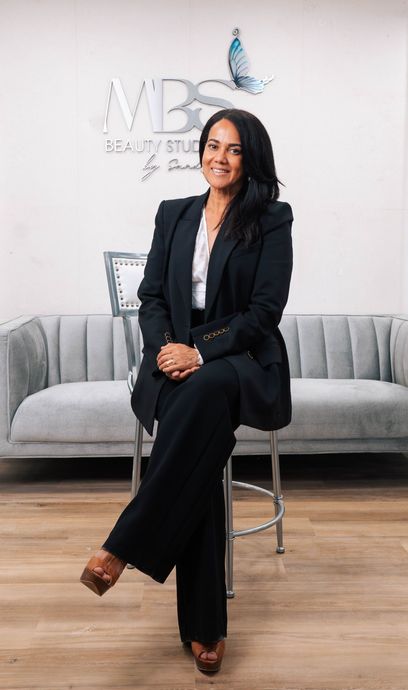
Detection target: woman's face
<box><xmin>201</xmin><ymin>118</ymin><xmax>244</xmax><ymax>195</ymax></box>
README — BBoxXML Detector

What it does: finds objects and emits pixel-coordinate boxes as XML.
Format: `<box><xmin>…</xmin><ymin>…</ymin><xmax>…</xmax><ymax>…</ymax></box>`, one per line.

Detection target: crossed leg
<box><xmin>92</xmin><ymin>359</ymin><xmax>239</xmax><ymax>654</ymax></box>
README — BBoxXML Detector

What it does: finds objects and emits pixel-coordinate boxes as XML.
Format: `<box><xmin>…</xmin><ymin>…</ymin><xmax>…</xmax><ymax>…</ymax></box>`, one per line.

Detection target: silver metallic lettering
<box><xmin>104</xmin><ymin>78</ymin><xmax>235</xmax><ymax>134</ymax></box>
<box><xmin>103</xmin><ymin>78</ymin><xmax>164</xmax><ymax>133</ymax></box>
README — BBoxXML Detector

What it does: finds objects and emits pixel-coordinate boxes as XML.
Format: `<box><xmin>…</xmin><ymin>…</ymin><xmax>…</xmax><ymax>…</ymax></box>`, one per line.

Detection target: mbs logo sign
<box><xmin>103</xmin><ymin>30</ymin><xmax>274</xmax><ymax>178</ymax></box>
<box><xmin>104</xmin><ymin>77</ymin><xmax>236</xmax><ymax>135</ymax></box>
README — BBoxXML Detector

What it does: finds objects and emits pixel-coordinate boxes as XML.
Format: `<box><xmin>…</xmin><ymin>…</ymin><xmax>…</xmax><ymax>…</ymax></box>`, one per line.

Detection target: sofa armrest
<box><xmin>391</xmin><ymin>315</ymin><xmax>408</xmax><ymax>387</ymax></box>
<box><xmin>0</xmin><ymin>316</ymin><xmax>48</xmax><ymax>439</ymax></box>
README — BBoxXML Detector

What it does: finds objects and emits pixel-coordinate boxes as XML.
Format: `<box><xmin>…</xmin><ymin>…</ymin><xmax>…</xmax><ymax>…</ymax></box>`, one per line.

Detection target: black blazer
<box><xmin>131</xmin><ymin>190</ymin><xmax>294</xmax><ymax>436</ymax></box>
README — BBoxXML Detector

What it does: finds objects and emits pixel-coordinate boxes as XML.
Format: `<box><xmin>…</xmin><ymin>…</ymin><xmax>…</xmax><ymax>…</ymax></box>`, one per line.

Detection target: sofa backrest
<box><xmin>39</xmin><ymin>315</ymin><xmax>132</xmax><ymax>385</ymax></box>
<box><xmin>280</xmin><ymin>315</ymin><xmax>393</xmax><ymax>381</ymax></box>
<box><xmin>38</xmin><ymin>313</ymin><xmax>396</xmax><ymax>385</ymax></box>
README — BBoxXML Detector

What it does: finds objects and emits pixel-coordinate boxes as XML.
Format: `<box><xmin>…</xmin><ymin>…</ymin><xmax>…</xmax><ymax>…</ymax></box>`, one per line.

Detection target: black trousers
<box><xmin>102</xmin><ymin>311</ymin><xmax>240</xmax><ymax>643</ymax></box>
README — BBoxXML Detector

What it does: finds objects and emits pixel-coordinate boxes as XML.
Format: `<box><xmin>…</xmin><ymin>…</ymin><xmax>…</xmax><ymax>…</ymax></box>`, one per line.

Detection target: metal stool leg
<box><xmin>131</xmin><ymin>418</ymin><xmax>143</xmax><ymax>499</ymax></box>
<box><xmin>270</xmin><ymin>430</ymin><xmax>285</xmax><ymax>554</ymax></box>
<box><xmin>126</xmin><ymin>418</ymin><xmax>143</xmax><ymax>570</ymax></box>
<box><xmin>223</xmin><ymin>457</ymin><xmax>235</xmax><ymax>599</ymax></box>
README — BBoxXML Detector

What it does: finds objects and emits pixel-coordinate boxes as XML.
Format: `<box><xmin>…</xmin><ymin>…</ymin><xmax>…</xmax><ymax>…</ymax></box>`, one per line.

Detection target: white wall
<box><xmin>0</xmin><ymin>0</ymin><xmax>407</xmax><ymax>321</ymax></box>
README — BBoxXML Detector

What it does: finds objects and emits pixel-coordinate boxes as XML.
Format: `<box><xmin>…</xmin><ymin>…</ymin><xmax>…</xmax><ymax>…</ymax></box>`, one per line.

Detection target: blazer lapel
<box><xmin>172</xmin><ymin>191</ymin><xmax>208</xmax><ymax>316</ymax></box>
<box><xmin>170</xmin><ymin>189</ymin><xmax>239</xmax><ymax>321</ymax></box>
<box><xmin>205</xmin><ymin>225</ymin><xmax>239</xmax><ymax>319</ymax></box>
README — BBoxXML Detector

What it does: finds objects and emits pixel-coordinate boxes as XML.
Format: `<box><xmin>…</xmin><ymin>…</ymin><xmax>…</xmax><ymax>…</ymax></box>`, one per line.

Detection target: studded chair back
<box><xmin>104</xmin><ymin>251</ymin><xmax>147</xmax><ymax>391</ymax></box>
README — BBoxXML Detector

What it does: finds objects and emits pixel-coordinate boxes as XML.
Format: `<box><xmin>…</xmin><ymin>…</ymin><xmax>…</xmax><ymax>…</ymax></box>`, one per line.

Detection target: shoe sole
<box><xmin>192</xmin><ymin>640</ymin><xmax>224</xmax><ymax>673</ymax></box>
<box><xmin>195</xmin><ymin>660</ymin><xmax>222</xmax><ymax>673</ymax></box>
<box><xmin>80</xmin><ymin>567</ymin><xmax>111</xmax><ymax>596</ymax></box>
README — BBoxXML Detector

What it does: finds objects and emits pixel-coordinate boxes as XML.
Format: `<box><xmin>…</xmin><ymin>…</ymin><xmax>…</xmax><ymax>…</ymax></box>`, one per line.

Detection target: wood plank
<box><xmin>1</xmin><ymin>453</ymin><xmax>408</xmax><ymax>689</ymax></box>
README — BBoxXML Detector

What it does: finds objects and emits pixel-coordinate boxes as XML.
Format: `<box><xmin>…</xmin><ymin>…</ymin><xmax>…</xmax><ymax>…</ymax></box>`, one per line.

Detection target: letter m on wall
<box><xmin>103</xmin><ymin>78</ymin><xmax>164</xmax><ymax>133</ymax></box>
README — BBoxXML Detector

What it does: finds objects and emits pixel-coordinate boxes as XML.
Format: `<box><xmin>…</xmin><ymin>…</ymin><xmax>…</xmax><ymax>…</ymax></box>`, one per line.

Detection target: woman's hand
<box><xmin>166</xmin><ymin>366</ymin><xmax>200</xmax><ymax>381</ymax></box>
<box><xmin>157</xmin><ymin>343</ymin><xmax>201</xmax><ymax>380</ymax></box>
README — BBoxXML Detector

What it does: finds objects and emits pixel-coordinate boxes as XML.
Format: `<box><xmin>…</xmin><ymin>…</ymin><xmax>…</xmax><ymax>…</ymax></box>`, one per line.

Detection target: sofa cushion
<box><xmin>10</xmin><ymin>376</ymin><xmax>408</xmax><ymax>445</ymax></box>
<box><xmin>11</xmin><ymin>381</ymin><xmax>135</xmax><ymax>443</ymax></box>
<box><xmin>281</xmin><ymin>378</ymin><xmax>408</xmax><ymax>440</ymax></box>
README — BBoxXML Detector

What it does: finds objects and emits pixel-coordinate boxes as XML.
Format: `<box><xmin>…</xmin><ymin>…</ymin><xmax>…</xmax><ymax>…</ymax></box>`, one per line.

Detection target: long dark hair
<box><xmin>199</xmin><ymin>109</ymin><xmax>282</xmax><ymax>245</ymax></box>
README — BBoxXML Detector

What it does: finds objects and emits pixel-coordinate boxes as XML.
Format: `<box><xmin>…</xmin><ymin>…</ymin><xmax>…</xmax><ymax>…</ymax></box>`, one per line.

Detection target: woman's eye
<box><xmin>207</xmin><ymin>143</ymin><xmax>217</xmax><ymax>150</ymax></box>
<box><xmin>230</xmin><ymin>148</ymin><xmax>241</xmax><ymax>155</ymax></box>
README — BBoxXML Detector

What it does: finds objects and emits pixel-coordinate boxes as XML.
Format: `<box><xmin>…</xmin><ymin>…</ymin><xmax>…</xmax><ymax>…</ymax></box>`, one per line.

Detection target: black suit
<box><xmin>104</xmin><ymin>191</ymin><xmax>294</xmax><ymax>644</ymax></box>
<box><xmin>131</xmin><ymin>190</ymin><xmax>294</xmax><ymax>435</ymax></box>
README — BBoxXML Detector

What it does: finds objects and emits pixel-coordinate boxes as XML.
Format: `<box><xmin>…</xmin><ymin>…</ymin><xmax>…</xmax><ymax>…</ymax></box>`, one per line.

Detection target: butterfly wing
<box><xmin>228</xmin><ymin>37</ymin><xmax>250</xmax><ymax>82</ymax></box>
<box><xmin>234</xmin><ymin>75</ymin><xmax>268</xmax><ymax>94</ymax></box>
<box><xmin>228</xmin><ymin>36</ymin><xmax>273</xmax><ymax>94</ymax></box>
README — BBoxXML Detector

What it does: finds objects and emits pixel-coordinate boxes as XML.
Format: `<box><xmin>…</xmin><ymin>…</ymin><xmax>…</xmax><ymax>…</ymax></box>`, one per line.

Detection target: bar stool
<box><xmin>104</xmin><ymin>250</ymin><xmax>285</xmax><ymax>598</ymax></box>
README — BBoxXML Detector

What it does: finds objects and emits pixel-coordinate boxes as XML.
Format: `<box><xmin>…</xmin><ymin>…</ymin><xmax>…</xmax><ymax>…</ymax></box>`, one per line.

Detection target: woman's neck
<box><xmin>205</xmin><ymin>185</ymin><xmax>241</xmax><ymax>215</ymax></box>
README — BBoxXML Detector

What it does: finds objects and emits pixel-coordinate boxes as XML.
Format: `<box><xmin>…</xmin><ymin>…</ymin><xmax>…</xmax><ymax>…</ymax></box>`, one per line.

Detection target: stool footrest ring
<box><xmin>229</xmin><ymin>480</ymin><xmax>285</xmax><ymax>538</ymax></box>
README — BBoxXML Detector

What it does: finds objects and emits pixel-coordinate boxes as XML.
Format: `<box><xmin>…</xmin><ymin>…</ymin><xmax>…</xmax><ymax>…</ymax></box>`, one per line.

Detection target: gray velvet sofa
<box><xmin>1</xmin><ymin>313</ymin><xmax>408</xmax><ymax>459</ymax></box>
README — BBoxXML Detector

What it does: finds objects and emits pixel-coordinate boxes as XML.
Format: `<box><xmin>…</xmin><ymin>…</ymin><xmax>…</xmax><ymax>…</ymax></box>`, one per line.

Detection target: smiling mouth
<box><xmin>211</xmin><ymin>168</ymin><xmax>229</xmax><ymax>175</ymax></box>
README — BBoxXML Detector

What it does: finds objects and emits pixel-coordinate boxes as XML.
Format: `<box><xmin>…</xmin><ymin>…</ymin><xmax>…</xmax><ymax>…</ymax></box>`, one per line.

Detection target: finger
<box><xmin>169</xmin><ymin>370</ymin><xmax>186</xmax><ymax>380</ymax></box>
<box><xmin>157</xmin><ymin>353</ymin><xmax>181</xmax><ymax>368</ymax></box>
<box><xmin>158</xmin><ymin>357</ymin><xmax>179</xmax><ymax>370</ymax></box>
<box><xmin>160</xmin><ymin>363</ymin><xmax>182</xmax><ymax>373</ymax></box>
<box><xmin>157</xmin><ymin>345</ymin><xmax>175</xmax><ymax>360</ymax></box>
<box><xmin>168</xmin><ymin>367</ymin><xmax>191</xmax><ymax>379</ymax></box>
<box><xmin>161</xmin><ymin>358</ymin><xmax>196</xmax><ymax>372</ymax></box>
<box><xmin>178</xmin><ymin>366</ymin><xmax>199</xmax><ymax>379</ymax></box>
<box><xmin>157</xmin><ymin>351</ymin><xmax>174</xmax><ymax>364</ymax></box>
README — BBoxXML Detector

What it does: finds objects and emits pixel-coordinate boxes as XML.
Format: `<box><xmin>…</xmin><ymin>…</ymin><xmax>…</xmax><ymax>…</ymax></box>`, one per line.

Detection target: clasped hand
<box><xmin>156</xmin><ymin>343</ymin><xmax>201</xmax><ymax>380</ymax></box>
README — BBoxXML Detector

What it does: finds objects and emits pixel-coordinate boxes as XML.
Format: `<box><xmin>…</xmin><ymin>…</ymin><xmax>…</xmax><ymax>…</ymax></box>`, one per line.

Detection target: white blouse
<box><xmin>191</xmin><ymin>207</ymin><xmax>209</xmax><ymax>310</ymax></box>
<box><xmin>191</xmin><ymin>208</ymin><xmax>209</xmax><ymax>366</ymax></box>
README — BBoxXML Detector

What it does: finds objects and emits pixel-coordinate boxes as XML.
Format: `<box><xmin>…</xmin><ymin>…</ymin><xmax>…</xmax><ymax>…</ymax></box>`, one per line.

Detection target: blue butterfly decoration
<box><xmin>228</xmin><ymin>35</ymin><xmax>274</xmax><ymax>94</ymax></box>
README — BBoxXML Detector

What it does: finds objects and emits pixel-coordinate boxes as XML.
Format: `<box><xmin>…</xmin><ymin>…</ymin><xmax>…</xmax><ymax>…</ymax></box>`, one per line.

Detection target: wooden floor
<box><xmin>1</xmin><ymin>453</ymin><xmax>408</xmax><ymax>690</ymax></box>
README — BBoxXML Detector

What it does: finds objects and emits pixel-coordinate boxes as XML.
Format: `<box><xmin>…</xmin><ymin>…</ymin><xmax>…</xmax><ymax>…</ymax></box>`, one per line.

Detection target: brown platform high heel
<box><xmin>191</xmin><ymin>639</ymin><xmax>225</xmax><ymax>673</ymax></box>
<box><xmin>80</xmin><ymin>549</ymin><xmax>126</xmax><ymax>596</ymax></box>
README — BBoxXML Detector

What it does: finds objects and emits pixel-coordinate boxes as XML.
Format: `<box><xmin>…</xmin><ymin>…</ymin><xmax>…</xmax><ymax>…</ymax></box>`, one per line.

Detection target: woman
<box><xmin>80</xmin><ymin>108</ymin><xmax>294</xmax><ymax>673</ymax></box>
